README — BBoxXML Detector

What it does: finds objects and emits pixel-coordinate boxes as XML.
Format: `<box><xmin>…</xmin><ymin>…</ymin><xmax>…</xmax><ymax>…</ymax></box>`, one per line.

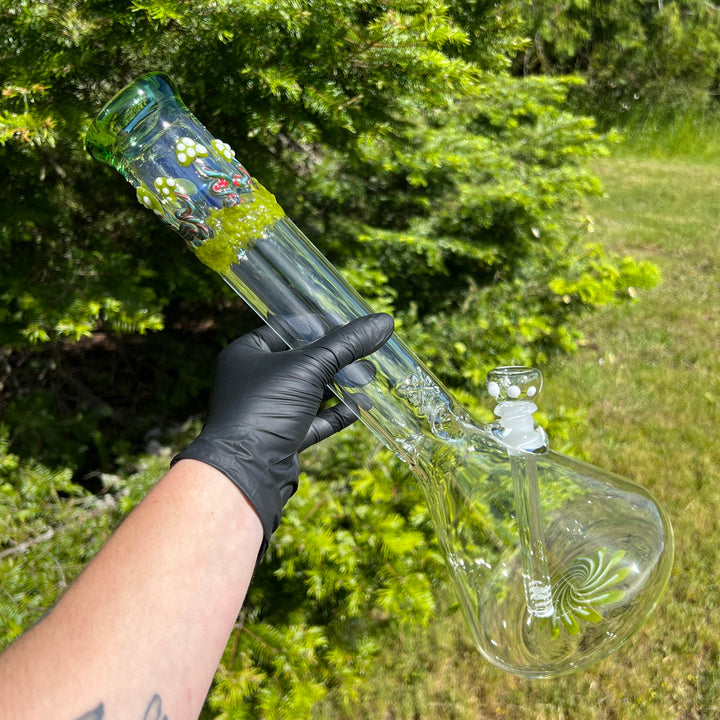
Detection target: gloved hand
<box><xmin>173</xmin><ymin>313</ymin><xmax>394</xmax><ymax>558</ymax></box>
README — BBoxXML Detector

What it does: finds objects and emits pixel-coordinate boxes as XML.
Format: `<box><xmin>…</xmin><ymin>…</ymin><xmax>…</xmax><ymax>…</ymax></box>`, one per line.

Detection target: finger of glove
<box><xmin>226</xmin><ymin>314</ymin><xmax>392</xmax><ymax>363</ymax></box>
<box><xmin>230</xmin><ymin>324</ymin><xmax>289</xmax><ymax>354</ymax></box>
<box><xmin>299</xmin><ymin>399</ymin><xmax>361</xmax><ymax>452</ymax></box>
<box><xmin>302</xmin><ymin>313</ymin><xmax>394</xmax><ymax>387</ymax></box>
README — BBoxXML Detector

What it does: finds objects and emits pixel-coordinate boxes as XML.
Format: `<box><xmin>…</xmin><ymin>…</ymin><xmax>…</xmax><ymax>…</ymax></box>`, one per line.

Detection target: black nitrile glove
<box><xmin>173</xmin><ymin>313</ymin><xmax>394</xmax><ymax>558</ymax></box>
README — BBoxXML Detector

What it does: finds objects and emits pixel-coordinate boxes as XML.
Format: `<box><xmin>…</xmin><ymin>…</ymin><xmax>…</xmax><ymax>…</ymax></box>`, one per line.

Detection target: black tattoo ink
<box><xmin>143</xmin><ymin>694</ymin><xmax>168</xmax><ymax>720</ymax></box>
<box><xmin>75</xmin><ymin>705</ymin><xmax>104</xmax><ymax>720</ymax></box>
<box><xmin>73</xmin><ymin>695</ymin><xmax>167</xmax><ymax>720</ymax></box>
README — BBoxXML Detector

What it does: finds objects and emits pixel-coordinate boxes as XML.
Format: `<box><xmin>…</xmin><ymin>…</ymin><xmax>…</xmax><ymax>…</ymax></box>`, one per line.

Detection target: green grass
<box><xmin>617</xmin><ymin>111</ymin><xmax>720</xmax><ymax>163</ymax></box>
<box><xmin>542</xmin><ymin>156</ymin><xmax>720</xmax><ymax>718</ymax></box>
<box><xmin>316</xmin><ymin>154</ymin><xmax>720</xmax><ymax>719</ymax></box>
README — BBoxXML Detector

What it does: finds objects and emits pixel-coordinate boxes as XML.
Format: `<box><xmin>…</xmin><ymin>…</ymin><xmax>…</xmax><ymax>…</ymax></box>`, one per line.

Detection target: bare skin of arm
<box><xmin>0</xmin><ymin>314</ymin><xmax>395</xmax><ymax>720</ymax></box>
<box><xmin>0</xmin><ymin>459</ymin><xmax>263</xmax><ymax>720</ymax></box>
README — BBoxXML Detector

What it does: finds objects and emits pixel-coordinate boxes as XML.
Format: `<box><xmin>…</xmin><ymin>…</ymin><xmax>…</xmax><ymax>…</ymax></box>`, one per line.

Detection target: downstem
<box><xmin>510</xmin><ymin>452</ymin><xmax>554</xmax><ymax>618</ymax></box>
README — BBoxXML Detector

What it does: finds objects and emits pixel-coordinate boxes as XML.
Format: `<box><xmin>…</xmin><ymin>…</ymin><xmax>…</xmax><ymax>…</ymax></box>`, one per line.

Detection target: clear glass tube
<box><xmin>511</xmin><ymin>453</ymin><xmax>554</xmax><ymax>618</ymax></box>
<box><xmin>85</xmin><ymin>73</ymin><xmax>674</xmax><ymax>678</ymax></box>
<box><xmin>487</xmin><ymin>366</ymin><xmax>554</xmax><ymax>618</ymax></box>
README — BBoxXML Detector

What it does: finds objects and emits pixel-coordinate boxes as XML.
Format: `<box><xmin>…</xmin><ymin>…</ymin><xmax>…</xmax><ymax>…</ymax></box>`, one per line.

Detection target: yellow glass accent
<box><xmin>193</xmin><ymin>182</ymin><xmax>285</xmax><ymax>272</ymax></box>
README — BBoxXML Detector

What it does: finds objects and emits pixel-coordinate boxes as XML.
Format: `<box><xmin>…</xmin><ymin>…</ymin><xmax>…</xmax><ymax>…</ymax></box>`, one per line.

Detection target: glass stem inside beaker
<box><xmin>510</xmin><ymin>452</ymin><xmax>554</xmax><ymax>618</ymax></box>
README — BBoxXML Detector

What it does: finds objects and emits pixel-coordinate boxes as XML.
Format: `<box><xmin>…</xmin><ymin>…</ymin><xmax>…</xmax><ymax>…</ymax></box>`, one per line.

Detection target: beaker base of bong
<box><xmin>425</xmin><ymin>447</ymin><xmax>673</xmax><ymax>678</ymax></box>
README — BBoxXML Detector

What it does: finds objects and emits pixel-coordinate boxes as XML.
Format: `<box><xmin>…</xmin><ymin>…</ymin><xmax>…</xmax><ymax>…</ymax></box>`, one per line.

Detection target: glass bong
<box><xmin>85</xmin><ymin>73</ymin><xmax>673</xmax><ymax>678</ymax></box>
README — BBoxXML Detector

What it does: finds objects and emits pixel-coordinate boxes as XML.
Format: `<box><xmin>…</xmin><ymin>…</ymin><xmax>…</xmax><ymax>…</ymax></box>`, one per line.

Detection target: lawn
<box><xmin>316</xmin><ymin>154</ymin><xmax>720</xmax><ymax>719</ymax></box>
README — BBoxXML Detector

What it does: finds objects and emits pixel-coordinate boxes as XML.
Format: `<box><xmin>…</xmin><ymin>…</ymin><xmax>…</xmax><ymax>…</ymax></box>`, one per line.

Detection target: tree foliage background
<box><xmin>515</xmin><ymin>0</ymin><xmax>720</xmax><ymax>124</ymax></box>
<box><xmin>0</xmin><ymin>0</ymin><xmax>690</xmax><ymax>716</ymax></box>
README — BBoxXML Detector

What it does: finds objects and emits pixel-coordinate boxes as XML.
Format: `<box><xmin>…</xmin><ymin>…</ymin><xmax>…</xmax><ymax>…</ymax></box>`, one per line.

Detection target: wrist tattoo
<box><xmin>74</xmin><ymin>694</ymin><xmax>167</xmax><ymax>720</ymax></box>
<box><xmin>75</xmin><ymin>706</ymin><xmax>104</xmax><ymax>720</ymax></box>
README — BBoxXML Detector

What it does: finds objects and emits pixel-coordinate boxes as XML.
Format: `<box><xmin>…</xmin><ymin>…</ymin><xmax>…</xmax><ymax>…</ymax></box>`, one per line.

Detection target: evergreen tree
<box><xmin>514</xmin><ymin>0</ymin><xmax>720</xmax><ymax>122</ymax></box>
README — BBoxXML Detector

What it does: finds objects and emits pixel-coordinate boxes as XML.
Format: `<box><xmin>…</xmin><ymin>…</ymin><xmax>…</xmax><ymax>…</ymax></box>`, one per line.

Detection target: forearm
<box><xmin>0</xmin><ymin>459</ymin><xmax>263</xmax><ymax>720</ymax></box>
